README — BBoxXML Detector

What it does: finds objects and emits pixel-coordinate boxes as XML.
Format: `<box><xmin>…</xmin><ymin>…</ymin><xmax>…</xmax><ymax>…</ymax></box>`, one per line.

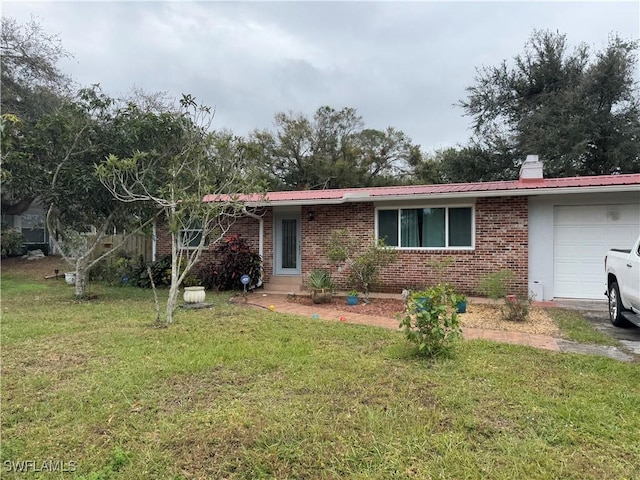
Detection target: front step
<box><xmin>264</xmin><ymin>275</ymin><xmax>303</xmax><ymax>294</ymax></box>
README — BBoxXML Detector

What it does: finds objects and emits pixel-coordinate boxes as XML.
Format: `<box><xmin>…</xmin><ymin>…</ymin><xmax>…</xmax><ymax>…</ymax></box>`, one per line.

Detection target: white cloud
<box><xmin>3</xmin><ymin>0</ymin><xmax>639</xmax><ymax>151</ymax></box>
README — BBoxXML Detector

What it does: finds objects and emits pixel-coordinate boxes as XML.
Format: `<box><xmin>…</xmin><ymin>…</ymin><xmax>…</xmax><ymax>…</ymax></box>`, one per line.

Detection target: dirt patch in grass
<box><xmin>289</xmin><ymin>295</ymin><xmax>560</xmax><ymax>336</ymax></box>
<box><xmin>1</xmin><ymin>255</ymin><xmax>69</xmax><ymax>278</ymax></box>
<box><xmin>2</xmin><ymin>342</ymin><xmax>90</xmax><ymax>380</ymax></box>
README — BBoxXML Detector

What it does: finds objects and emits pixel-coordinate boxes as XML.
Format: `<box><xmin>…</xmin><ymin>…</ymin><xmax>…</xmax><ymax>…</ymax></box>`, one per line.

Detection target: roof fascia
<box><xmin>243</xmin><ymin>184</ymin><xmax>639</xmax><ymax>207</ymax></box>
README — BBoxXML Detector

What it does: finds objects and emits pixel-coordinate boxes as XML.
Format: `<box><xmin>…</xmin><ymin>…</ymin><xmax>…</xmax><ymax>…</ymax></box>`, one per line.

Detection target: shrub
<box><xmin>130</xmin><ymin>255</ymin><xmax>172</xmax><ymax>288</ymax></box>
<box><xmin>501</xmin><ymin>294</ymin><xmax>531</xmax><ymax>322</ymax></box>
<box><xmin>308</xmin><ymin>268</ymin><xmax>334</xmax><ymax>290</ymax></box>
<box><xmin>325</xmin><ymin>229</ymin><xmax>398</xmax><ymax>302</ymax></box>
<box><xmin>399</xmin><ymin>283</ymin><xmax>462</xmax><ymax>357</ymax></box>
<box><xmin>1</xmin><ymin>225</ymin><xmax>23</xmax><ymax>257</ymax></box>
<box><xmin>200</xmin><ymin>234</ymin><xmax>262</xmax><ymax>290</ymax></box>
<box><xmin>476</xmin><ymin>269</ymin><xmax>516</xmax><ymax>299</ymax></box>
<box><xmin>88</xmin><ymin>251</ymin><xmax>137</xmax><ymax>285</ymax></box>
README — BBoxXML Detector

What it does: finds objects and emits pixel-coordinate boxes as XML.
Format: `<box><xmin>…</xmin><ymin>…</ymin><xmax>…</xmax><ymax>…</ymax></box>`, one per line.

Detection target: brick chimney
<box><xmin>519</xmin><ymin>155</ymin><xmax>544</xmax><ymax>181</ymax></box>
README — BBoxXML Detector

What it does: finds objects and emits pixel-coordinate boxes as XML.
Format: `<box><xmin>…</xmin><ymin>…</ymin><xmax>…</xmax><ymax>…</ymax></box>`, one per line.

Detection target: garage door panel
<box><xmin>554</xmin><ymin>204</ymin><xmax>640</xmax><ymax>299</ymax></box>
<box><xmin>577</xmin><ymin>207</ymin><xmax>608</xmax><ymax>225</ymax></box>
<box><xmin>554</xmin><ymin>245</ymin><xmax>579</xmax><ymax>259</ymax></box>
<box><xmin>580</xmin><ymin>244</ymin><xmax>605</xmax><ymax>258</ymax></box>
<box><xmin>578</xmin><ymin>229</ymin><xmax>606</xmax><ymax>246</ymax></box>
<box><xmin>554</xmin><ymin>227</ymin><xmax>585</xmax><ymax>246</ymax></box>
<box><xmin>606</xmin><ymin>205</ymin><xmax>640</xmax><ymax>224</ymax></box>
<box><xmin>606</xmin><ymin>226</ymin><xmax>638</xmax><ymax>246</ymax></box>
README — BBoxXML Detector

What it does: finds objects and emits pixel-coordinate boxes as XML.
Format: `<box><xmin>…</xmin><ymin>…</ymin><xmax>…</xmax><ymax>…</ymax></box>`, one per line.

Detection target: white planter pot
<box><xmin>183</xmin><ymin>286</ymin><xmax>206</xmax><ymax>304</ymax></box>
<box><xmin>64</xmin><ymin>272</ymin><xmax>76</xmax><ymax>285</ymax></box>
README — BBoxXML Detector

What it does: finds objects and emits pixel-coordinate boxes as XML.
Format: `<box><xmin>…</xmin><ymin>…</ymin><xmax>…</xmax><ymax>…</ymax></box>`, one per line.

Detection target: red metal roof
<box><xmin>203</xmin><ymin>173</ymin><xmax>640</xmax><ymax>204</ymax></box>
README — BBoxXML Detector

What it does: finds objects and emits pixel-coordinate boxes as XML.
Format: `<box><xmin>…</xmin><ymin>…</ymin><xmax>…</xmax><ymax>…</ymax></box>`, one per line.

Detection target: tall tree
<box><xmin>1</xmin><ymin>16</ymin><xmax>73</xmax><ymax>214</ymax></box>
<box><xmin>98</xmin><ymin>95</ymin><xmax>264</xmax><ymax>326</ymax></box>
<box><xmin>251</xmin><ymin>106</ymin><xmax>418</xmax><ymax>189</ymax></box>
<box><xmin>40</xmin><ymin>87</ymin><xmax>166</xmax><ymax>297</ymax></box>
<box><xmin>460</xmin><ymin>30</ymin><xmax>640</xmax><ymax>178</ymax></box>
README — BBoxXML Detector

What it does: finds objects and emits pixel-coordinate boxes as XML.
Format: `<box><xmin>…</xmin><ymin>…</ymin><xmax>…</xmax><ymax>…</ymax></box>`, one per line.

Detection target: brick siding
<box><xmin>300</xmin><ymin>198</ymin><xmax>528</xmax><ymax>296</ymax></box>
<box><xmin>156</xmin><ymin>197</ymin><xmax>528</xmax><ymax>296</ymax></box>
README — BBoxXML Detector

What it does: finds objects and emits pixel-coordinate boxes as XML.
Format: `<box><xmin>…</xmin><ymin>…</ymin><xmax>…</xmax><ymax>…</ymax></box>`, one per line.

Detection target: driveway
<box><xmin>555</xmin><ymin>299</ymin><xmax>640</xmax><ymax>357</ymax></box>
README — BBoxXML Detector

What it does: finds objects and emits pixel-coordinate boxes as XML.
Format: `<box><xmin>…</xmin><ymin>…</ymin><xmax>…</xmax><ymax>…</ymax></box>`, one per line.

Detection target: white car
<box><xmin>605</xmin><ymin>235</ymin><xmax>640</xmax><ymax>328</ymax></box>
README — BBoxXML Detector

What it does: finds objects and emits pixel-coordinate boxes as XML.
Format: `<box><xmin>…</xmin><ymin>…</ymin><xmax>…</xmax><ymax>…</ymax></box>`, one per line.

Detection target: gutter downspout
<box><xmin>243</xmin><ymin>207</ymin><xmax>264</xmax><ymax>288</ymax></box>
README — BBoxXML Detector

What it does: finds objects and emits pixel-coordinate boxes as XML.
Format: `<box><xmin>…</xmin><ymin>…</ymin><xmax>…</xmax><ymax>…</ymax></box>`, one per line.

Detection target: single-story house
<box><xmin>155</xmin><ymin>156</ymin><xmax>640</xmax><ymax>301</ymax></box>
<box><xmin>2</xmin><ymin>200</ymin><xmax>54</xmax><ymax>254</ymax></box>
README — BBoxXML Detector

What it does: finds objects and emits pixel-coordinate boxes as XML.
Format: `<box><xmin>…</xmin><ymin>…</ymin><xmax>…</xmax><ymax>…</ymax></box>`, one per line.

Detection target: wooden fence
<box><xmin>89</xmin><ymin>233</ymin><xmax>153</xmax><ymax>262</ymax></box>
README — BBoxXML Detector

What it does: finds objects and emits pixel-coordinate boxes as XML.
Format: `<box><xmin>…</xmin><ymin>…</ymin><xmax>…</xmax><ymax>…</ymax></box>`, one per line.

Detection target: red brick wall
<box><xmin>154</xmin><ymin>211</ymin><xmax>266</xmax><ymax>275</ymax></box>
<box><xmin>300</xmin><ymin>198</ymin><xmax>528</xmax><ymax>295</ymax></box>
<box><xmin>156</xmin><ymin>197</ymin><xmax>528</xmax><ymax>296</ymax></box>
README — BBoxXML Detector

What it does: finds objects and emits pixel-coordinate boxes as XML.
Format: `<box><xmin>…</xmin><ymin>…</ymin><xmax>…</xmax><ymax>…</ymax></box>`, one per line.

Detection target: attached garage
<box><xmin>529</xmin><ymin>188</ymin><xmax>640</xmax><ymax>301</ymax></box>
<box><xmin>553</xmin><ymin>204</ymin><xmax>640</xmax><ymax>299</ymax></box>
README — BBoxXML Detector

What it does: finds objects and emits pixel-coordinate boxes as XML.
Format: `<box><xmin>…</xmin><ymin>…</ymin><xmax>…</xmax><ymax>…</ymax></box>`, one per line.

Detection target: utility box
<box><xmin>529</xmin><ymin>281</ymin><xmax>544</xmax><ymax>301</ymax></box>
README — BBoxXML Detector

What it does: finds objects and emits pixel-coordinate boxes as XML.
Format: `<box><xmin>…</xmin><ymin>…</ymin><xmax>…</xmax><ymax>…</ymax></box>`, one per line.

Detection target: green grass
<box><xmin>549</xmin><ymin>308</ymin><xmax>619</xmax><ymax>346</ymax></box>
<box><xmin>2</xmin><ymin>271</ymin><xmax>639</xmax><ymax>479</ymax></box>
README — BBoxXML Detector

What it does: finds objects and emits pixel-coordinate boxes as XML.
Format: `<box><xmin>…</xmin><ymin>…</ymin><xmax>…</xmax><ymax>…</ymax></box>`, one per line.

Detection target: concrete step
<box><xmin>264</xmin><ymin>275</ymin><xmax>303</xmax><ymax>293</ymax></box>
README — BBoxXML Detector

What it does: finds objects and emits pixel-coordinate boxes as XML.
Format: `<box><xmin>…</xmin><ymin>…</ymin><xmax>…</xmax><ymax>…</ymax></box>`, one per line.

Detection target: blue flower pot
<box><xmin>415</xmin><ymin>296</ymin><xmax>431</xmax><ymax>312</ymax></box>
<box><xmin>346</xmin><ymin>295</ymin><xmax>359</xmax><ymax>306</ymax></box>
<box><xmin>456</xmin><ymin>301</ymin><xmax>467</xmax><ymax>314</ymax></box>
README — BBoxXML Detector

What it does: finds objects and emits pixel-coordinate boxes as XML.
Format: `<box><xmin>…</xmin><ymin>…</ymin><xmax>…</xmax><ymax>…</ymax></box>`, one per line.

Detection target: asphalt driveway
<box><xmin>555</xmin><ymin>299</ymin><xmax>640</xmax><ymax>357</ymax></box>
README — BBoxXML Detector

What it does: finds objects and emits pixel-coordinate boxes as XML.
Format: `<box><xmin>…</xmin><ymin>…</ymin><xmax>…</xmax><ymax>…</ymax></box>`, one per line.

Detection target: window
<box><xmin>377</xmin><ymin>206</ymin><xmax>473</xmax><ymax>249</ymax></box>
<box><xmin>179</xmin><ymin>223</ymin><xmax>205</xmax><ymax>250</ymax></box>
<box><xmin>20</xmin><ymin>213</ymin><xmax>46</xmax><ymax>244</ymax></box>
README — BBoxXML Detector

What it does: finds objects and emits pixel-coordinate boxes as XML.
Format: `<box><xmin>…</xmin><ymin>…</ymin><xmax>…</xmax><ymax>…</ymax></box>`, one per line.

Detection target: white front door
<box><xmin>274</xmin><ymin>214</ymin><xmax>301</xmax><ymax>275</ymax></box>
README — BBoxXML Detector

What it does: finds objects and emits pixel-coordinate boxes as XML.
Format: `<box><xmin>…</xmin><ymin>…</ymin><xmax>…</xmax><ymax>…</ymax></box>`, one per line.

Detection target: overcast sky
<box><xmin>4</xmin><ymin>1</ymin><xmax>639</xmax><ymax>152</ymax></box>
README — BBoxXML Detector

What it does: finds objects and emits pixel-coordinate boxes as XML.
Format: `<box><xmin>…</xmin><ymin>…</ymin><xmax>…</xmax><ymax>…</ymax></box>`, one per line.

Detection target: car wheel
<box><xmin>608</xmin><ymin>282</ymin><xmax>631</xmax><ymax>328</ymax></box>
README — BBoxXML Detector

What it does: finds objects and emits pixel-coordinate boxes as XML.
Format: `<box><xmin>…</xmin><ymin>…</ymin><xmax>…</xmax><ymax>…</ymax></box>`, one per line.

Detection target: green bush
<box><xmin>325</xmin><ymin>229</ymin><xmax>398</xmax><ymax>302</ymax></box>
<box><xmin>399</xmin><ymin>283</ymin><xmax>462</xmax><ymax>357</ymax></box>
<box><xmin>501</xmin><ymin>294</ymin><xmax>531</xmax><ymax>322</ymax></box>
<box><xmin>0</xmin><ymin>225</ymin><xmax>23</xmax><ymax>257</ymax></box>
<box><xmin>308</xmin><ymin>268</ymin><xmax>334</xmax><ymax>290</ymax></box>
<box><xmin>130</xmin><ymin>255</ymin><xmax>172</xmax><ymax>288</ymax></box>
<box><xmin>476</xmin><ymin>269</ymin><xmax>516</xmax><ymax>299</ymax></box>
<box><xmin>199</xmin><ymin>234</ymin><xmax>262</xmax><ymax>290</ymax></box>
<box><xmin>88</xmin><ymin>252</ymin><xmax>138</xmax><ymax>286</ymax></box>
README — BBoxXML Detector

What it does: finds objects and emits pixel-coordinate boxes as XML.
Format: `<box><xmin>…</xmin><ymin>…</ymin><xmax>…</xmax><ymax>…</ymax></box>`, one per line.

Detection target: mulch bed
<box><xmin>288</xmin><ymin>293</ymin><xmax>560</xmax><ymax>336</ymax></box>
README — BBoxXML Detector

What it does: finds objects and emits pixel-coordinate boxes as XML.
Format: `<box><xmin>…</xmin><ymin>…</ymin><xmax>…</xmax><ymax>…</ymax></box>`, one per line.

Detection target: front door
<box><xmin>274</xmin><ymin>214</ymin><xmax>301</xmax><ymax>275</ymax></box>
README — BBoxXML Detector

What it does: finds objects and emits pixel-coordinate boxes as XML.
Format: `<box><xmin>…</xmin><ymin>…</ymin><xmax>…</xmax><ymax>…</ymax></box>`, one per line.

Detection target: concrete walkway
<box><xmin>237</xmin><ymin>292</ymin><xmax>561</xmax><ymax>351</ymax></box>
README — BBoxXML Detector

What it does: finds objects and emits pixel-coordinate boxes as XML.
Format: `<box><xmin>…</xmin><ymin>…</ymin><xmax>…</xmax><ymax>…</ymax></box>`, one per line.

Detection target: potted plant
<box><xmin>308</xmin><ymin>268</ymin><xmax>334</xmax><ymax>304</ymax></box>
<box><xmin>410</xmin><ymin>290</ymin><xmax>431</xmax><ymax>312</ymax></box>
<box><xmin>452</xmin><ymin>293</ymin><xmax>467</xmax><ymax>313</ymax></box>
<box><xmin>183</xmin><ymin>274</ymin><xmax>206</xmax><ymax>304</ymax></box>
<box><xmin>64</xmin><ymin>272</ymin><xmax>76</xmax><ymax>285</ymax></box>
<box><xmin>346</xmin><ymin>289</ymin><xmax>359</xmax><ymax>306</ymax></box>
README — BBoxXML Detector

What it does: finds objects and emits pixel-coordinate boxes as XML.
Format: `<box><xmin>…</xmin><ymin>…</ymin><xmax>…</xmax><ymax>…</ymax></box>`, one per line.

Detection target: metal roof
<box><xmin>203</xmin><ymin>173</ymin><xmax>640</xmax><ymax>205</ymax></box>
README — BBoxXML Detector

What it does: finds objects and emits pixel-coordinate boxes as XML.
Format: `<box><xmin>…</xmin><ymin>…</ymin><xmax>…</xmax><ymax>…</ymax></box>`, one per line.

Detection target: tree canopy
<box><xmin>250</xmin><ymin>106</ymin><xmax>421</xmax><ymax>190</ymax></box>
<box><xmin>455</xmin><ymin>30</ymin><xmax>640</xmax><ymax>180</ymax></box>
<box><xmin>1</xmin><ymin>16</ymin><xmax>73</xmax><ymax>214</ymax></box>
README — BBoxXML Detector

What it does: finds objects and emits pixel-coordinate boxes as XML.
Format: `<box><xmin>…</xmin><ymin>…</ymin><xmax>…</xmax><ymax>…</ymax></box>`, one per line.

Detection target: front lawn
<box><xmin>1</xmin><ymin>270</ymin><xmax>639</xmax><ymax>479</ymax></box>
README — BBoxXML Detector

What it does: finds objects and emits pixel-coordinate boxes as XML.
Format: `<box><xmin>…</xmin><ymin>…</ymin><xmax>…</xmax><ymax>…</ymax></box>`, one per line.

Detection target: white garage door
<box><xmin>554</xmin><ymin>204</ymin><xmax>640</xmax><ymax>299</ymax></box>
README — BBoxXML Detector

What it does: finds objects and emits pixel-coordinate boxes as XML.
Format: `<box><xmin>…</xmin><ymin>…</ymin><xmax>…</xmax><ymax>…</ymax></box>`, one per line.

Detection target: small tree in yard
<box><xmin>399</xmin><ymin>283</ymin><xmax>461</xmax><ymax>357</ymax></box>
<box><xmin>98</xmin><ymin>94</ymin><xmax>264</xmax><ymax>326</ymax></box>
<box><xmin>326</xmin><ymin>229</ymin><xmax>398</xmax><ymax>303</ymax></box>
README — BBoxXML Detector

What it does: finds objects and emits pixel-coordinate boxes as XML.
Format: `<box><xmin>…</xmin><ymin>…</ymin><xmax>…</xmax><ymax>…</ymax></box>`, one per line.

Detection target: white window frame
<box><xmin>178</xmin><ymin>228</ymin><xmax>206</xmax><ymax>251</ymax></box>
<box><xmin>375</xmin><ymin>204</ymin><xmax>475</xmax><ymax>250</ymax></box>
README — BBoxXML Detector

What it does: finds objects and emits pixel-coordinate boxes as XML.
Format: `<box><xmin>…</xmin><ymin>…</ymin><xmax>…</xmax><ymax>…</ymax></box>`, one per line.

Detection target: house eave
<box><xmin>242</xmin><ymin>184</ymin><xmax>639</xmax><ymax>207</ymax></box>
